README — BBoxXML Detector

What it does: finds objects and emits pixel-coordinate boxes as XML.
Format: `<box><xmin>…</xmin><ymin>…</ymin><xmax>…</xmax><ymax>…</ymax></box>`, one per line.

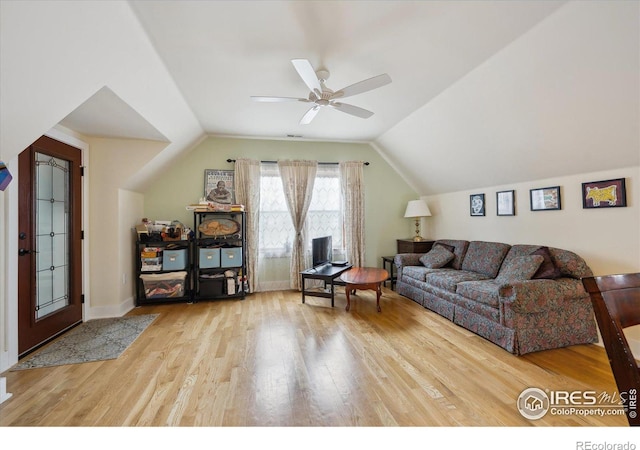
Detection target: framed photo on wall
<box><xmin>582</xmin><ymin>177</ymin><xmax>627</xmax><ymax>209</ymax></box>
<box><xmin>470</xmin><ymin>193</ymin><xmax>485</xmax><ymax>216</ymax></box>
<box><xmin>496</xmin><ymin>190</ymin><xmax>515</xmax><ymax>216</ymax></box>
<box><xmin>204</xmin><ymin>169</ymin><xmax>235</xmax><ymax>204</ymax></box>
<box><xmin>530</xmin><ymin>186</ymin><xmax>561</xmax><ymax>211</ymax></box>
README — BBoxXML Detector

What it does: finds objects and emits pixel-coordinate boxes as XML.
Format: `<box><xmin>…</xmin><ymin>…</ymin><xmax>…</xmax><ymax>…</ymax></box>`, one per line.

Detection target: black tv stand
<box><xmin>299</xmin><ymin>264</ymin><xmax>352</xmax><ymax>307</ymax></box>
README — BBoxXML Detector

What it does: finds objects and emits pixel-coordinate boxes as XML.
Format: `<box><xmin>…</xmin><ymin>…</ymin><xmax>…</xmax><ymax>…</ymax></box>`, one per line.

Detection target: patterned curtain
<box><xmin>234</xmin><ymin>158</ymin><xmax>261</xmax><ymax>293</ymax></box>
<box><xmin>340</xmin><ymin>161</ymin><xmax>366</xmax><ymax>267</ymax></box>
<box><xmin>278</xmin><ymin>160</ymin><xmax>317</xmax><ymax>290</ymax></box>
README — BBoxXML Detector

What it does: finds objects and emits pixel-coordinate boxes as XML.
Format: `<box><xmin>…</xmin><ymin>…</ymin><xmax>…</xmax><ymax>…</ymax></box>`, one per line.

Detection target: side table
<box><xmin>300</xmin><ymin>264</ymin><xmax>352</xmax><ymax>307</ymax></box>
<box><xmin>381</xmin><ymin>256</ymin><xmax>396</xmax><ymax>290</ymax></box>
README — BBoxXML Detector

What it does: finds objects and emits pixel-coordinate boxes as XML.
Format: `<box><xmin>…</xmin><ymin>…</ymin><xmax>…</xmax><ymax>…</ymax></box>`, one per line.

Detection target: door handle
<box><xmin>18</xmin><ymin>248</ymin><xmax>33</xmax><ymax>256</ymax></box>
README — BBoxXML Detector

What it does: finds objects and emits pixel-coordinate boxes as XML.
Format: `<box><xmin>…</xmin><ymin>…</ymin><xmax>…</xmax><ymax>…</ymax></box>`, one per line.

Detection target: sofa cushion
<box><xmin>531</xmin><ymin>246</ymin><xmax>562</xmax><ymax>279</ymax></box>
<box><xmin>461</xmin><ymin>241</ymin><xmax>511</xmax><ymax>278</ymax></box>
<box><xmin>456</xmin><ymin>280</ymin><xmax>501</xmax><ymax>308</ymax></box>
<box><xmin>433</xmin><ymin>239</ymin><xmax>469</xmax><ymax>270</ymax></box>
<box><xmin>425</xmin><ymin>270</ymin><xmax>490</xmax><ymax>293</ymax></box>
<box><xmin>495</xmin><ymin>255</ymin><xmax>544</xmax><ymax>284</ymax></box>
<box><xmin>420</xmin><ymin>246</ymin><xmax>455</xmax><ymax>268</ymax></box>
<box><xmin>403</xmin><ymin>265</ymin><xmax>449</xmax><ymax>282</ymax></box>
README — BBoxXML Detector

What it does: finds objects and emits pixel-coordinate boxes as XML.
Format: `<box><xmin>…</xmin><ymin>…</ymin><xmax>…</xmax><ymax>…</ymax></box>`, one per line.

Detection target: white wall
<box><xmin>425</xmin><ymin>166</ymin><xmax>640</xmax><ymax>276</ymax></box>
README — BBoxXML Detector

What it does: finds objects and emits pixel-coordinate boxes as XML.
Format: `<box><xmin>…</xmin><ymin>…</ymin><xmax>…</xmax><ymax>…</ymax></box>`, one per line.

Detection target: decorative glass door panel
<box><xmin>34</xmin><ymin>153</ymin><xmax>70</xmax><ymax>319</ymax></box>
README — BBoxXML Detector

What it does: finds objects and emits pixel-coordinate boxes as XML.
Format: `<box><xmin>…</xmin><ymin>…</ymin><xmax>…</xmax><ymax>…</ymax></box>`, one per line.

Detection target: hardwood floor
<box><xmin>0</xmin><ymin>287</ymin><xmax>628</xmax><ymax>427</ymax></box>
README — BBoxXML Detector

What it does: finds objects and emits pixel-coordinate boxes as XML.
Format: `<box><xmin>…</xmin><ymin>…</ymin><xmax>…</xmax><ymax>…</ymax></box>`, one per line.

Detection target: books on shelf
<box><xmin>186</xmin><ymin>202</ymin><xmax>245</xmax><ymax>212</ymax></box>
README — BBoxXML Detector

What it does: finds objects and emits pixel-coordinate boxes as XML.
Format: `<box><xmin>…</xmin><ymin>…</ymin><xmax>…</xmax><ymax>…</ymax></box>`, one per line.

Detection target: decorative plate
<box><xmin>198</xmin><ymin>218</ymin><xmax>241</xmax><ymax>237</ymax></box>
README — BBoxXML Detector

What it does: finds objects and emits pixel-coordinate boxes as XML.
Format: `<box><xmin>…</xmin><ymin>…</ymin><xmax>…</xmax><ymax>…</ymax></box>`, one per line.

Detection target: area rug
<box><xmin>11</xmin><ymin>314</ymin><xmax>159</xmax><ymax>370</ymax></box>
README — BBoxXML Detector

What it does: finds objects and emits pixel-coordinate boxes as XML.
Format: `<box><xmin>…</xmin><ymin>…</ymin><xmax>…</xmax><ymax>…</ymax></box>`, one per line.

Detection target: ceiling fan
<box><xmin>251</xmin><ymin>59</ymin><xmax>392</xmax><ymax>125</ymax></box>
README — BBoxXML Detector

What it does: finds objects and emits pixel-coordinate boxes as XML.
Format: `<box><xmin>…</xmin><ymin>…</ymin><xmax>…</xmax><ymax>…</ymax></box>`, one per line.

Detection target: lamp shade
<box><xmin>404</xmin><ymin>200</ymin><xmax>432</xmax><ymax>218</ymax></box>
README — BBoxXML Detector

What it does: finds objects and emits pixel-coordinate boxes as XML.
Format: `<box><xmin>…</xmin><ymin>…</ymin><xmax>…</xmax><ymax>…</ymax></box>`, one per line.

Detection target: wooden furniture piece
<box><xmin>381</xmin><ymin>256</ymin><xmax>396</xmax><ymax>290</ymax></box>
<box><xmin>582</xmin><ymin>273</ymin><xmax>640</xmax><ymax>426</ymax></box>
<box><xmin>397</xmin><ymin>239</ymin><xmax>434</xmax><ymax>254</ymax></box>
<box><xmin>340</xmin><ymin>267</ymin><xmax>389</xmax><ymax>312</ymax></box>
<box><xmin>300</xmin><ymin>264</ymin><xmax>352</xmax><ymax>307</ymax></box>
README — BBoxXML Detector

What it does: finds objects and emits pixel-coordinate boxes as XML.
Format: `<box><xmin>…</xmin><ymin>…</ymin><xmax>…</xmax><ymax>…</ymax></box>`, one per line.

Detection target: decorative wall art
<box><xmin>470</xmin><ymin>193</ymin><xmax>485</xmax><ymax>216</ymax></box>
<box><xmin>204</xmin><ymin>169</ymin><xmax>235</xmax><ymax>205</ymax></box>
<box><xmin>496</xmin><ymin>190</ymin><xmax>515</xmax><ymax>216</ymax></box>
<box><xmin>530</xmin><ymin>186</ymin><xmax>561</xmax><ymax>211</ymax></box>
<box><xmin>582</xmin><ymin>178</ymin><xmax>627</xmax><ymax>209</ymax></box>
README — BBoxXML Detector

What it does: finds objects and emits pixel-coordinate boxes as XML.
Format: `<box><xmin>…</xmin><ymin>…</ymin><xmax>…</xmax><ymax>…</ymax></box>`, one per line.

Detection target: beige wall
<box><xmin>87</xmin><ymin>137</ymin><xmax>166</xmax><ymax>315</ymax></box>
<box><xmin>143</xmin><ymin>136</ymin><xmax>419</xmax><ymax>287</ymax></box>
<box><xmin>425</xmin><ymin>166</ymin><xmax>640</xmax><ymax>276</ymax></box>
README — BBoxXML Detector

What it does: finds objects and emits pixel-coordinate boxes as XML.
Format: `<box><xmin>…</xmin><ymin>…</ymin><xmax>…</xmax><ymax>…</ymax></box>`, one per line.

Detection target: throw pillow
<box><xmin>531</xmin><ymin>246</ymin><xmax>562</xmax><ymax>279</ymax></box>
<box><xmin>420</xmin><ymin>246</ymin><xmax>455</xmax><ymax>269</ymax></box>
<box><xmin>434</xmin><ymin>242</ymin><xmax>455</xmax><ymax>253</ymax></box>
<box><xmin>495</xmin><ymin>255</ymin><xmax>544</xmax><ymax>284</ymax></box>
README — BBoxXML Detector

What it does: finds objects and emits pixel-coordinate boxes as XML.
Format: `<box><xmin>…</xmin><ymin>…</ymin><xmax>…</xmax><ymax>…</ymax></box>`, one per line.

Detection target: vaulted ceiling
<box><xmin>32</xmin><ymin>1</ymin><xmax>640</xmax><ymax>194</ymax></box>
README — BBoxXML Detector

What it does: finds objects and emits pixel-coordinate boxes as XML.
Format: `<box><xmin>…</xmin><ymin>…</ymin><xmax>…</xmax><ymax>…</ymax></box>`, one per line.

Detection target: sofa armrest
<box><xmin>499</xmin><ymin>278</ymin><xmax>587</xmax><ymax>314</ymax></box>
<box><xmin>394</xmin><ymin>253</ymin><xmax>424</xmax><ymax>268</ymax></box>
<box><xmin>394</xmin><ymin>253</ymin><xmax>425</xmax><ymax>281</ymax></box>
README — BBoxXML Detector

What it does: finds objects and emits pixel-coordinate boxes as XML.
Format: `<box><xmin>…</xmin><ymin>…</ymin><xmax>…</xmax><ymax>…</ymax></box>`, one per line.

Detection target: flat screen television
<box><xmin>312</xmin><ymin>236</ymin><xmax>332</xmax><ymax>268</ymax></box>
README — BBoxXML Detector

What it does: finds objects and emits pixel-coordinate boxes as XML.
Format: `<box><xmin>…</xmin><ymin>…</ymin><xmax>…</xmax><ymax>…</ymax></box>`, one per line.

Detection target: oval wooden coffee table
<box><xmin>340</xmin><ymin>267</ymin><xmax>389</xmax><ymax>312</ymax></box>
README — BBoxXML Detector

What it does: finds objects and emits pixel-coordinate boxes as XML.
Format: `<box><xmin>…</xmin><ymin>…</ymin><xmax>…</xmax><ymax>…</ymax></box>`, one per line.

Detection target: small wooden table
<box><xmin>340</xmin><ymin>267</ymin><xmax>389</xmax><ymax>312</ymax></box>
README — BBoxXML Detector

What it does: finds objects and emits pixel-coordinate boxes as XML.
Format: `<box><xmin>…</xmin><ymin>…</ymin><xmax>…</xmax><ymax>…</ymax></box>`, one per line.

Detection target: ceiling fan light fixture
<box><xmin>251</xmin><ymin>59</ymin><xmax>392</xmax><ymax>124</ymax></box>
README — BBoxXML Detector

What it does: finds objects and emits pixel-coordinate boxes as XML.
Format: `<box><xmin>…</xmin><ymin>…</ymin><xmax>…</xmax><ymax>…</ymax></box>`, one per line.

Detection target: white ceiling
<box><xmin>53</xmin><ymin>0</ymin><xmax>637</xmax><ymax>196</ymax></box>
<box><xmin>121</xmin><ymin>0</ymin><xmax>566</xmax><ymax>142</ymax></box>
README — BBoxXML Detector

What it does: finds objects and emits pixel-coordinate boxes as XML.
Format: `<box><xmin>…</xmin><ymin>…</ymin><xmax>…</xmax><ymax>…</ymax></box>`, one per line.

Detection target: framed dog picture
<box><xmin>582</xmin><ymin>178</ymin><xmax>626</xmax><ymax>209</ymax></box>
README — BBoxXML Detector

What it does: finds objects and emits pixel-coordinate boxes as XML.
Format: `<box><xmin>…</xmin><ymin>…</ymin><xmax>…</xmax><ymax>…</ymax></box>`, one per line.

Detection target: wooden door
<box><xmin>18</xmin><ymin>136</ymin><xmax>83</xmax><ymax>356</ymax></box>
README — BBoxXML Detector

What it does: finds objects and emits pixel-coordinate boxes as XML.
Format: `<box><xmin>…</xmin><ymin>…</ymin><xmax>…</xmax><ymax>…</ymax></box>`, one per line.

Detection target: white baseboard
<box><xmin>0</xmin><ymin>377</ymin><xmax>12</xmax><ymax>404</ymax></box>
<box><xmin>85</xmin><ymin>296</ymin><xmax>135</xmax><ymax>320</ymax></box>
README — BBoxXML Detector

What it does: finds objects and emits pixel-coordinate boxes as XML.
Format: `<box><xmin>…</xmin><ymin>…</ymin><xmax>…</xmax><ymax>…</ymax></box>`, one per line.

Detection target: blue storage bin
<box><xmin>221</xmin><ymin>247</ymin><xmax>242</xmax><ymax>267</ymax></box>
<box><xmin>163</xmin><ymin>248</ymin><xmax>187</xmax><ymax>270</ymax></box>
<box><xmin>199</xmin><ymin>247</ymin><xmax>221</xmax><ymax>268</ymax></box>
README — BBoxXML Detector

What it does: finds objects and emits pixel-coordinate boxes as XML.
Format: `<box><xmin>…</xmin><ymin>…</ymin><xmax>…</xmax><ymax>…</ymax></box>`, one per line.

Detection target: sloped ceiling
<box><xmin>128</xmin><ymin>0</ymin><xmax>640</xmax><ymax>195</ymax></box>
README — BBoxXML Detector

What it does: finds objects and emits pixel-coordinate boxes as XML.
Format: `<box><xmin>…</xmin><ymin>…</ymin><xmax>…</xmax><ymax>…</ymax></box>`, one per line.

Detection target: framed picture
<box><xmin>204</xmin><ymin>169</ymin><xmax>235</xmax><ymax>204</ymax></box>
<box><xmin>470</xmin><ymin>193</ymin><xmax>485</xmax><ymax>216</ymax></box>
<box><xmin>582</xmin><ymin>177</ymin><xmax>627</xmax><ymax>209</ymax></box>
<box><xmin>530</xmin><ymin>186</ymin><xmax>561</xmax><ymax>211</ymax></box>
<box><xmin>496</xmin><ymin>190</ymin><xmax>515</xmax><ymax>216</ymax></box>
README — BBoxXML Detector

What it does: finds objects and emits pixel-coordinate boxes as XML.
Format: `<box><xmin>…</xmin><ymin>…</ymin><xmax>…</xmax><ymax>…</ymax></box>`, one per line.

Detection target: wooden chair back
<box><xmin>582</xmin><ymin>273</ymin><xmax>640</xmax><ymax>426</ymax></box>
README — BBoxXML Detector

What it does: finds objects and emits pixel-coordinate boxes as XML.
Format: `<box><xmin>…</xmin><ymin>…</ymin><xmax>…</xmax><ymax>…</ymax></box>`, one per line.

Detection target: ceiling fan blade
<box><xmin>329</xmin><ymin>102</ymin><xmax>374</xmax><ymax>119</ymax></box>
<box><xmin>299</xmin><ymin>105</ymin><xmax>321</xmax><ymax>125</ymax></box>
<box><xmin>291</xmin><ymin>59</ymin><xmax>322</xmax><ymax>94</ymax></box>
<box><xmin>251</xmin><ymin>96</ymin><xmax>308</xmax><ymax>103</ymax></box>
<box><xmin>332</xmin><ymin>73</ymin><xmax>392</xmax><ymax>99</ymax></box>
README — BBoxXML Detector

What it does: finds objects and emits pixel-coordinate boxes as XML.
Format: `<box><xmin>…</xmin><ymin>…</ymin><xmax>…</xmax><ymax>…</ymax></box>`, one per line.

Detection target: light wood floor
<box><xmin>0</xmin><ymin>287</ymin><xmax>627</xmax><ymax>427</ymax></box>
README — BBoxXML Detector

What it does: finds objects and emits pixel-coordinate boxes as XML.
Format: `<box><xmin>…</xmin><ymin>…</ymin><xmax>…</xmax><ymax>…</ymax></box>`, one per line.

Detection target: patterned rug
<box><xmin>12</xmin><ymin>314</ymin><xmax>159</xmax><ymax>370</ymax></box>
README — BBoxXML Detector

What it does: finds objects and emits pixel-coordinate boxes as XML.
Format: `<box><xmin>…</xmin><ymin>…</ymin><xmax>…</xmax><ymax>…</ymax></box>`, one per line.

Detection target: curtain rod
<box><xmin>227</xmin><ymin>159</ymin><xmax>369</xmax><ymax>166</ymax></box>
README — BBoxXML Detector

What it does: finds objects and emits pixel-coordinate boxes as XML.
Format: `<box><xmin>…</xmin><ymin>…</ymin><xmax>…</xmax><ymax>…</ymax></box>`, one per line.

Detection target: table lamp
<box><xmin>404</xmin><ymin>200</ymin><xmax>432</xmax><ymax>242</ymax></box>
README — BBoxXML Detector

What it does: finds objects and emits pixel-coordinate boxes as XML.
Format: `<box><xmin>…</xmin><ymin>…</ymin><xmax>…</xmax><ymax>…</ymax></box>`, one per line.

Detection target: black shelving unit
<box><xmin>193</xmin><ymin>211</ymin><xmax>247</xmax><ymax>301</ymax></box>
<box><xmin>135</xmin><ymin>239</ymin><xmax>192</xmax><ymax>305</ymax></box>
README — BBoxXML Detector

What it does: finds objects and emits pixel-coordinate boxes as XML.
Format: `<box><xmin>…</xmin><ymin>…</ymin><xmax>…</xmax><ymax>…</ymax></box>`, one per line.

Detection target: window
<box><xmin>258</xmin><ymin>163</ymin><xmax>344</xmax><ymax>261</ymax></box>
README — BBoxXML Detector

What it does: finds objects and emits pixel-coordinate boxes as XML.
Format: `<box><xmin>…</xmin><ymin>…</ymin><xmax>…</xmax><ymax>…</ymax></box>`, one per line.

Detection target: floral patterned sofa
<box><xmin>394</xmin><ymin>239</ymin><xmax>598</xmax><ymax>355</ymax></box>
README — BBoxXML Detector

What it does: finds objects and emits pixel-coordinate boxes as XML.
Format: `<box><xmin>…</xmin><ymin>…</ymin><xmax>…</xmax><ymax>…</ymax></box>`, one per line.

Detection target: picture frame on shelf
<box><xmin>496</xmin><ymin>190</ymin><xmax>515</xmax><ymax>216</ymax></box>
<box><xmin>204</xmin><ymin>169</ymin><xmax>235</xmax><ymax>205</ymax></box>
<box><xmin>582</xmin><ymin>178</ymin><xmax>627</xmax><ymax>209</ymax></box>
<box><xmin>470</xmin><ymin>193</ymin><xmax>485</xmax><ymax>216</ymax></box>
<box><xmin>530</xmin><ymin>186</ymin><xmax>561</xmax><ymax>211</ymax></box>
